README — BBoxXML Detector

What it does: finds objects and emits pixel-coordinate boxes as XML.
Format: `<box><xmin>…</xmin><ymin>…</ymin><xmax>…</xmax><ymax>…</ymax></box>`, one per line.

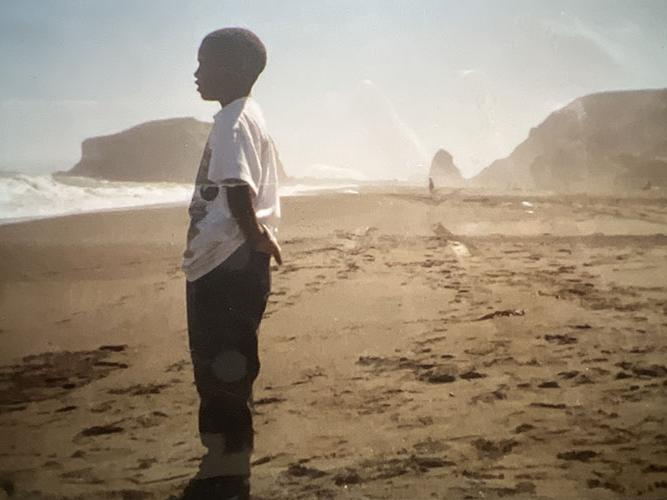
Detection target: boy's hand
<box><xmin>226</xmin><ymin>183</ymin><xmax>282</xmax><ymax>265</ymax></box>
<box><xmin>252</xmin><ymin>227</ymin><xmax>283</xmax><ymax>265</ymax></box>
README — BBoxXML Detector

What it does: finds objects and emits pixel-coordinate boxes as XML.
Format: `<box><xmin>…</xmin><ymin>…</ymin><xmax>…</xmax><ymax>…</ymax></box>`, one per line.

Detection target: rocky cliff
<box><xmin>429</xmin><ymin>149</ymin><xmax>464</xmax><ymax>188</ymax></box>
<box><xmin>65</xmin><ymin>117</ymin><xmax>288</xmax><ymax>183</ymax></box>
<box><xmin>471</xmin><ymin>88</ymin><xmax>667</xmax><ymax>191</ymax></box>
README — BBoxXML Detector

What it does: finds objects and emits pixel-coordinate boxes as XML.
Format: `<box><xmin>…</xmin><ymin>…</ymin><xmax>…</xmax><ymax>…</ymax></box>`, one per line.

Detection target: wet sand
<box><xmin>1</xmin><ymin>188</ymin><xmax>666</xmax><ymax>499</ymax></box>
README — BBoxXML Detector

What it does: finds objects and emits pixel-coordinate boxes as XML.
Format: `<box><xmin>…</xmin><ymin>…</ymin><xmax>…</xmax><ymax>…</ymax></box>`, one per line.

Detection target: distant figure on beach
<box><xmin>180</xmin><ymin>28</ymin><xmax>282</xmax><ymax>500</ymax></box>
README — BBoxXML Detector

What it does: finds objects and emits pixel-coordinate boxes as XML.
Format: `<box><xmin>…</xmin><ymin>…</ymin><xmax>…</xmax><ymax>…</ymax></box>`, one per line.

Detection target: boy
<box><xmin>180</xmin><ymin>28</ymin><xmax>282</xmax><ymax>500</ymax></box>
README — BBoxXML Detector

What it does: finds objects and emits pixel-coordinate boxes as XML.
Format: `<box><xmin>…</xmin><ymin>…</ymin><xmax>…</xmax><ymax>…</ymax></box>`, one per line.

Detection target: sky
<box><xmin>1</xmin><ymin>0</ymin><xmax>666</xmax><ymax>179</ymax></box>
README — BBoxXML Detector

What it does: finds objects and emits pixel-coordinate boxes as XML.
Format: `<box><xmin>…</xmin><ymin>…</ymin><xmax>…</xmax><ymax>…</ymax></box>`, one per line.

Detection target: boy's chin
<box><xmin>196</xmin><ymin>88</ymin><xmax>220</xmax><ymax>101</ymax></box>
<box><xmin>198</xmin><ymin>92</ymin><xmax>219</xmax><ymax>101</ymax></box>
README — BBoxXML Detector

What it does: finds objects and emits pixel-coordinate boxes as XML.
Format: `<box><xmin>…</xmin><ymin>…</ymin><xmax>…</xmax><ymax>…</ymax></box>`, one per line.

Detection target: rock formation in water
<box><xmin>65</xmin><ymin>117</ymin><xmax>288</xmax><ymax>183</ymax></box>
<box><xmin>429</xmin><ymin>149</ymin><xmax>464</xmax><ymax>188</ymax></box>
<box><xmin>471</xmin><ymin>88</ymin><xmax>667</xmax><ymax>191</ymax></box>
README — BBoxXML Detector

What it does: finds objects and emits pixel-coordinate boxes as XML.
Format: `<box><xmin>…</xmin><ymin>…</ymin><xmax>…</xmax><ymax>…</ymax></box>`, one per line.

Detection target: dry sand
<box><xmin>1</xmin><ymin>188</ymin><xmax>666</xmax><ymax>499</ymax></box>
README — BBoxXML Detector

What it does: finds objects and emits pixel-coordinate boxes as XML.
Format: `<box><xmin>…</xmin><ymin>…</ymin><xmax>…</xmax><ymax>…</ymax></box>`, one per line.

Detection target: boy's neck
<box><xmin>219</xmin><ymin>91</ymin><xmax>251</xmax><ymax>108</ymax></box>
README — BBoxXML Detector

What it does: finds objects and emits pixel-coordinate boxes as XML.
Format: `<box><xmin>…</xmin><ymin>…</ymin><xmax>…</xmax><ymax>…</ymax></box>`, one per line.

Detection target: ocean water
<box><xmin>0</xmin><ymin>172</ymin><xmax>358</xmax><ymax>225</ymax></box>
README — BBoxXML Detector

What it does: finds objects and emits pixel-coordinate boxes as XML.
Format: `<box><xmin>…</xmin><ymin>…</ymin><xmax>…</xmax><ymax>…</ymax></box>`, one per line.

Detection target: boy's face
<box><xmin>194</xmin><ymin>40</ymin><xmax>235</xmax><ymax>101</ymax></box>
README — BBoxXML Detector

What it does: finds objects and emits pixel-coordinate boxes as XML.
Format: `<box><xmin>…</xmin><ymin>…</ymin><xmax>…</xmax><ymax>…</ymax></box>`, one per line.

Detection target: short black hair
<box><xmin>202</xmin><ymin>28</ymin><xmax>267</xmax><ymax>85</ymax></box>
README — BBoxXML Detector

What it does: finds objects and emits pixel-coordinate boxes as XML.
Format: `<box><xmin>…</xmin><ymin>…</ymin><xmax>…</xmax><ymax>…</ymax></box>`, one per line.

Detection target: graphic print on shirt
<box><xmin>184</xmin><ymin>143</ymin><xmax>213</xmax><ymax>259</ymax></box>
<box><xmin>182</xmin><ymin>97</ymin><xmax>281</xmax><ymax>282</ymax></box>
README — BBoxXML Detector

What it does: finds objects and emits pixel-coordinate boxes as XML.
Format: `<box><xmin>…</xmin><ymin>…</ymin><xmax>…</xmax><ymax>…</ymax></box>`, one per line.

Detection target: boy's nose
<box><xmin>194</xmin><ymin>67</ymin><xmax>200</xmax><ymax>78</ymax></box>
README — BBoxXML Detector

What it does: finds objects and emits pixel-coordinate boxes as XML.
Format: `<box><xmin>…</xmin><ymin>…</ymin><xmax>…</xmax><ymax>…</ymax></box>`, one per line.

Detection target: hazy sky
<box><xmin>1</xmin><ymin>0</ymin><xmax>666</xmax><ymax>178</ymax></box>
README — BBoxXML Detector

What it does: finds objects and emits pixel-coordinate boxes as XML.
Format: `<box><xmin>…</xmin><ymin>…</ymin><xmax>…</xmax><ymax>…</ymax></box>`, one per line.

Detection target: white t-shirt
<box><xmin>182</xmin><ymin>97</ymin><xmax>281</xmax><ymax>281</ymax></box>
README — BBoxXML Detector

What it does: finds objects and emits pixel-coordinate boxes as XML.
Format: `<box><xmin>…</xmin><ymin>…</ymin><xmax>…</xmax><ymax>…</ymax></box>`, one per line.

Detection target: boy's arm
<box><xmin>226</xmin><ymin>182</ymin><xmax>282</xmax><ymax>265</ymax></box>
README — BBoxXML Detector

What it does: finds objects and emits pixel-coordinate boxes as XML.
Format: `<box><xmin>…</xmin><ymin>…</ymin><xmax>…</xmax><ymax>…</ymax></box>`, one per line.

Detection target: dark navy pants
<box><xmin>186</xmin><ymin>244</ymin><xmax>270</xmax><ymax>479</ymax></box>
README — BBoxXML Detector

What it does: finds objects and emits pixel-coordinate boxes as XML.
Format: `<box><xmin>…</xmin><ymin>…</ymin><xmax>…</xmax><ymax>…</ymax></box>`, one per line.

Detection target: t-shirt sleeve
<box><xmin>207</xmin><ymin>123</ymin><xmax>259</xmax><ymax>196</ymax></box>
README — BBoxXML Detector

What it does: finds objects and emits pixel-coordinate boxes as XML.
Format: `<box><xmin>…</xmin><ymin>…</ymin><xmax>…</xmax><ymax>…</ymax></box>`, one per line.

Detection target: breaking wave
<box><xmin>0</xmin><ymin>172</ymin><xmax>357</xmax><ymax>224</ymax></box>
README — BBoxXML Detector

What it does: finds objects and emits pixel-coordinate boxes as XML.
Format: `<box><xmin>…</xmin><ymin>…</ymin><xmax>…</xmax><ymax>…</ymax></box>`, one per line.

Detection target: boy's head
<box><xmin>195</xmin><ymin>28</ymin><xmax>267</xmax><ymax>102</ymax></box>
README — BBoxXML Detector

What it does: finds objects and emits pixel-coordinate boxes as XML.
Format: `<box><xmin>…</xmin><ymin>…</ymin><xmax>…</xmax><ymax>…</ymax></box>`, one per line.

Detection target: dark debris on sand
<box><xmin>0</xmin><ymin>345</ymin><xmax>128</xmax><ymax>413</ymax></box>
<box><xmin>476</xmin><ymin>309</ymin><xmax>525</xmax><ymax>321</ymax></box>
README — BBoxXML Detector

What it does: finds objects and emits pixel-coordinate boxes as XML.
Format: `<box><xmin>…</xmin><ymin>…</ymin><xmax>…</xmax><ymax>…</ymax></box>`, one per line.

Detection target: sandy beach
<box><xmin>1</xmin><ymin>187</ymin><xmax>666</xmax><ymax>499</ymax></box>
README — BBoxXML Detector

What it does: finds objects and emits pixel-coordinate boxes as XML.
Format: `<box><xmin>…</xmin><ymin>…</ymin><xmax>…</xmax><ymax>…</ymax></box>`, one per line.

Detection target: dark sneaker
<box><xmin>179</xmin><ymin>475</ymin><xmax>250</xmax><ymax>500</ymax></box>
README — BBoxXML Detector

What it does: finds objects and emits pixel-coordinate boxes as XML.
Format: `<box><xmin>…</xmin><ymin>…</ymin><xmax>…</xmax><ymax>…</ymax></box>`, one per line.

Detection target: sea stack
<box><xmin>429</xmin><ymin>149</ymin><xmax>464</xmax><ymax>188</ymax></box>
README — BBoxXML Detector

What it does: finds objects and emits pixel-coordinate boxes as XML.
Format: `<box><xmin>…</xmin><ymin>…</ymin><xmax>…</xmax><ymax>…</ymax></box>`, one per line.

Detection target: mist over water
<box><xmin>300</xmin><ymin>80</ymin><xmax>429</xmax><ymax>181</ymax></box>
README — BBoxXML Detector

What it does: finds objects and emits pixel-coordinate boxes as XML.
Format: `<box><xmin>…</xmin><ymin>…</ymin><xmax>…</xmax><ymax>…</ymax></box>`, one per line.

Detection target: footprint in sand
<box><xmin>545</xmin><ymin>333</ymin><xmax>578</xmax><ymax>345</ymax></box>
<box><xmin>78</xmin><ymin>424</ymin><xmax>124</xmax><ymax>438</ymax></box>
<box><xmin>587</xmin><ymin>478</ymin><xmax>626</xmax><ymax>494</ymax></box>
<box><xmin>471</xmin><ymin>386</ymin><xmax>508</xmax><ymax>404</ymax></box>
<box><xmin>418</xmin><ymin>369</ymin><xmax>456</xmax><ymax>384</ymax></box>
<box><xmin>459</xmin><ymin>369</ymin><xmax>487</xmax><ymax>380</ymax></box>
<box><xmin>253</xmin><ymin>396</ymin><xmax>286</xmax><ymax>406</ymax></box>
<box><xmin>284</xmin><ymin>463</ymin><xmax>327</xmax><ymax>479</ymax></box>
<box><xmin>537</xmin><ymin>381</ymin><xmax>560</xmax><ymax>388</ymax></box>
<box><xmin>59</xmin><ymin>467</ymin><xmax>104</xmax><ymax>485</ymax></box>
<box><xmin>616</xmin><ymin>361</ymin><xmax>667</xmax><ymax>378</ymax></box>
<box><xmin>132</xmin><ymin>411</ymin><xmax>168</xmax><ymax>429</ymax></box>
<box><xmin>557</xmin><ymin>449</ymin><xmax>598</xmax><ymax>462</ymax></box>
<box><xmin>472</xmin><ymin>438</ymin><xmax>518</xmax><ymax>460</ymax></box>
<box><xmin>108</xmin><ymin>383</ymin><xmax>169</xmax><ymax>396</ymax></box>
<box><xmin>333</xmin><ymin>470</ymin><xmax>363</xmax><ymax>486</ymax></box>
<box><xmin>514</xmin><ymin>423</ymin><xmax>535</xmax><ymax>434</ymax></box>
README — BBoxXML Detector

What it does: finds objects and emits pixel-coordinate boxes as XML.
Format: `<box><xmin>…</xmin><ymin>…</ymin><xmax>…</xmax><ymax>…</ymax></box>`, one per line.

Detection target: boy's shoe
<box><xmin>179</xmin><ymin>475</ymin><xmax>250</xmax><ymax>500</ymax></box>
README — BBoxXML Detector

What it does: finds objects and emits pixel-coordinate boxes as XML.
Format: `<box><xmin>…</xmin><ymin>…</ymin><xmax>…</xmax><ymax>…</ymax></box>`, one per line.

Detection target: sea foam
<box><xmin>0</xmin><ymin>173</ymin><xmax>357</xmax><ymax>224</ymax></box>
